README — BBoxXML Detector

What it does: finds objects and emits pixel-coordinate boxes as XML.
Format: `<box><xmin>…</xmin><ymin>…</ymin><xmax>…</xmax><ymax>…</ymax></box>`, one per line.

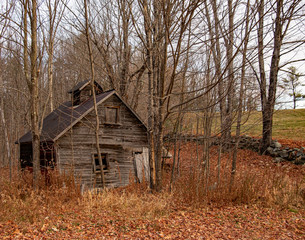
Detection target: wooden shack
<box><xmin>17</xmin><ymin>80</ymin><xmax>150</xmax><ymax>189</ymax></box>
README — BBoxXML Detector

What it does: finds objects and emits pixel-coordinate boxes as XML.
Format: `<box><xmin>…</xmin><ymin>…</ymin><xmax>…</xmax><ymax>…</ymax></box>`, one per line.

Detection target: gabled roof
<box><xmin>18</xmin><ymin>90</ymin><xmax>114</xmax><ymax>143</ymax></box>
<box><xmin>17</xmin><ymin>90</ymin><xmax>147</xmax><ymax>144</ymax></box>
<box><xmin>67</xmin><ymin>80</ymin><xmax>103</xmax><ymax>93</ymax></box>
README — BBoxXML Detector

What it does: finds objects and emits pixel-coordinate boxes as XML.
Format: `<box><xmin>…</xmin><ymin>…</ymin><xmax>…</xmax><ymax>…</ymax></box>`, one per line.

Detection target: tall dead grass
<box><xmin>171</xmin><ymin>165</ymin><xmax>305</xmax><ymax>209</ymax></box>
<box><xmin>80</xmin><ymin>186</ymin><xmax>172</xmax><ymax>220</ymax></box>
<box><xmin>0</xmin><ymin>156</ymin><xmax>304</xmax><ymax>226</ymax></box>
<box><xmin>0</xmin><ymin>168</ymin><xmax>81</xmax><ymax>224</ymax></box>
<box><xmin>0</xmin><ymin>168</ymin><xmax>172</xmax><ymax>225</ymax></box>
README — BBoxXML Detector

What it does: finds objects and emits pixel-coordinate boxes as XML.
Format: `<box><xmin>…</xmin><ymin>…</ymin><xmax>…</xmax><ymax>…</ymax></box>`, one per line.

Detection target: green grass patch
<box><xmin>165</xmin><ymin>109</ymin><xmax>305</xmax><ymax>141</ymax></box>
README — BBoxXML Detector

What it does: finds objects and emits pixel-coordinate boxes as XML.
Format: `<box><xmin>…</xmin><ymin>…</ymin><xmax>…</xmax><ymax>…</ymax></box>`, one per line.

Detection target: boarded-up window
<box><xmin>105</xmin><ymin>106</ymin><xmax>120</xmax><ymax>124</ymax></box>
<box><xmin>93</xmin><ymin>153</ymin><xmax>109</xmax><ymax>172</ymax></box>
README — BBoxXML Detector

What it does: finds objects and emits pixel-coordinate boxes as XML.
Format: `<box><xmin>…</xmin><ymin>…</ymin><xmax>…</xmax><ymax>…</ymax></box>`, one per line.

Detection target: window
<box><xmin>72</xmin><ymin>91</ymin><xmax>80</xmax><ymax>106</ymax></box>
<box><xmin>93</xmin><ymin>153</ymin><xmax>109</xmax><ymax>172</ymax></box>
<box><xmin>105</xmin><ymin>106</ymin><xmax>120</xmax><ymax>124</ymax></box>
<box><xmin>80</xmin><ymin>89</ymin><xmax>92</xmax><ymax>102</ymax></box>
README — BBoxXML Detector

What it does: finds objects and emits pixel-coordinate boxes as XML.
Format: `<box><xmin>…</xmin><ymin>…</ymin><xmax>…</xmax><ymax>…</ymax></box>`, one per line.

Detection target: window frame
<box><xmin>92</xmin><ymin>153</ymin><xmax>109</xmax><ymax>173</ymax></box>
<box><xmin>104</xmin><ymin>106</ymin><xmax>121</xmax><ymax>125</ymax></box>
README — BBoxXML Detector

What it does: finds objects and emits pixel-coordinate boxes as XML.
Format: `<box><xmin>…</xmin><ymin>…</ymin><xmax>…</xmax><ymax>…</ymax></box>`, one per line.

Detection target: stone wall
<box><xmin>233</xmin><ymin>135</ymin><xmax>305</xmax><ymax>165</ymax></box>
<box><xmin>164</xmin><ymin>134</ymin><xmax>305</xmax><ymax>165</ymax></box>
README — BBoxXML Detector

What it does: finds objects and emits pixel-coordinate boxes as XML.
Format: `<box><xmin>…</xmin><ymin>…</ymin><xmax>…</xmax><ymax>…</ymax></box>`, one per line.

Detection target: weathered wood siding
<box><xmin>56</xmin><ymin>94</ymin><xmax>148</xmax><ymax>189</ymax></box>
<box><xmin>134</xmin><ymin>147</ymin><xmax>150</xmax><ymax>182</ymax></box>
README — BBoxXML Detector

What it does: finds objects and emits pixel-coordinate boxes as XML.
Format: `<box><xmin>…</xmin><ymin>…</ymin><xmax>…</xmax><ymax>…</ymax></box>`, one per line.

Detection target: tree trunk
<box><xmin>260</xmin><ymin>0</ymin><xmax>283</xmax><ymax>154</ymax></box>
<box><xmin>84</xmin><ymin>0</ymin><xmax>105</xmax><ymax>188</ymax></box>
<box><xmin>141</xmin><ymin>0</ymin><xmax>156</xmax><ymax>189</ymax></box>
<box><xmin>48</xmin><ymin>40</ymin><xmax>54</xmax><ymax>112</ymax></box>
<box><xmin>231</xmin><ymin>0</ymin><xmax>250</xmax><ymax>189</ymax></box>
<box><xmin>28</xmin><ymin>0</ymin><xmax>41</xmax><ymax>189</ymax></box>
<box><xmin>223</xmin><ymin>0</ymin><xmax>234</xmax><ymax>151</ymax></box>
<box><xmin>119</xmin><ymin>0</ymin><xmax>130</xmax><ymax>99</ymax></box>
<box><xmin>210</xmin><ymin>0</ymin><xmax>226</xmax><ymax>151</ymax></box>
<box><xmin>0</xmin><ymin>68</ymin><xmax>12</xmax><ymax>181</ymax></box>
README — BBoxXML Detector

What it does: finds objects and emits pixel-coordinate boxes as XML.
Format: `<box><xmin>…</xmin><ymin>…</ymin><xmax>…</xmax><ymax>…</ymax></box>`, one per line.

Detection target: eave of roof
<box><xmin>17</xmin><ymin>89</ymin><xmax>147</xmax><ymax>144</ymax></box>
<box><xmin>17</xmin><ymin>90</ymin><xmax>115</xmax><ymax>144</ymax></box>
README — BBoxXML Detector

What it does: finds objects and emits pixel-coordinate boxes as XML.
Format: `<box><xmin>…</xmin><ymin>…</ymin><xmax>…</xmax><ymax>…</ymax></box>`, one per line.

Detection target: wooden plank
<box><xmin>56</xmin><ymin>94</ymin><xmax>148</xmax><ymax>189</ymax></box>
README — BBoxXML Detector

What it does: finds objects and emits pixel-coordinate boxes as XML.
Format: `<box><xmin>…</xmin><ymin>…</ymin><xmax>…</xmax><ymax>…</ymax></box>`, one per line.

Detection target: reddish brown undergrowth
<box><xmin>168</xmin><ymin>143</ymin><xmax>305</xmax><ymax>209</ymax></box>
<box><xmin>277</xmin><ymin>138</ymin><xmax>305</xmax><ymax>149</ymax></box>
<box><xmin>0</xmin><ymin>144</ymin><xmax>304</xmax><ymax>239</ymax></box>
<box><xmin>0</xmin><ymin>168</ymin><xmax>81</xmax><ymax>225</ymax></box>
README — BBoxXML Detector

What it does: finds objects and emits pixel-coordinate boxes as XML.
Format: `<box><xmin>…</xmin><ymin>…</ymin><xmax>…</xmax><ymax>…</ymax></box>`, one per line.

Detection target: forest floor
<box><xmin>1</xmin><ymin>141</ymin><xmax>305</xmax><ymax>239</ymax></box>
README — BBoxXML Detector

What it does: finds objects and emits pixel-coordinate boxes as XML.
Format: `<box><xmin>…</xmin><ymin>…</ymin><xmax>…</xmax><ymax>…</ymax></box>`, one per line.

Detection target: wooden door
<box><xmin>133</xmin><ymin>147</ymin><xmax>150</xmax><ymax>183</ymax></box>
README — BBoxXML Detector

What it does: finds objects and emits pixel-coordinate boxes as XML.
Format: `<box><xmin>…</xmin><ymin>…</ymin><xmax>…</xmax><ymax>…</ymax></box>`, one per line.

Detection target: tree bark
<box><xmin>29</xmin><ymin>0</ymin><xmax>40</xmax><ymax>189</ymax></box>
<box><xmin>141</xmin><ymin>0</ymin><xmax>156</xmax><ymax>189</ymax></box>
<box><xmin>0</xmin><ymin>5</ymin><xmax>13</xmax><ymax>180</ymax></box>
<box><xmin>118</xmin><ymin>0</ymin><xmax>130</xmax><ymax>99</ymax></box>
<box><xmin>260</xmin><ymin>0</ymin><xmax>283</xmax><ymax>154</ymax></box>
<box><xmin>48</xmin><ymin>39</ymin><xmax>54</xmax><ymax>111</ymax></box>
<box><xmin>223</xmin><ymin>0</ymin><xmax>234</xmax><ymax>151</ymax></box>
<box><xmin>84</xmin><ymin>0</ymin><xmax>105</xmax><ymax>188</ymax></box>
<box><xmin>210</xmin><ymin>0</ymin><xmax>226</xmax><ymax>151</ymax></box>
<box><xmin>46</xmin><ymin>0</ymin><xmax>64</xmax><ymax>112</ymax></box>
<box><xmin>230</xmin><ymin>0</ymin><xmax>251</xmax><ymax>189</ymax></box>
<box><xmin>0</xmin><ymin>65</ymin><xmax>12</xmax><ymax>181</ymax></box>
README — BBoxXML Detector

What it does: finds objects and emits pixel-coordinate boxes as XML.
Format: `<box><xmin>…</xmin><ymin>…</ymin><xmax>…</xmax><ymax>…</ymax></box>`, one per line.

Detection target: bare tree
<box><xmin>230</xmin><ymin>0</ymin><xmax>252</xmax><ymax>189</ymax></box>
<box><xmin>0</xmin><ymin>1</ymin><xmax>14</xmax><ymax>179</ymax></box>
<box><xmin>256</xmin><ymin>0</ymin><xmax>303</xmax><ymax>153</ymax></box>
<box><xmin>44</xmin><ymin>0</ymin><xmax>66</xmax><ymax>112</ymax></box>
<box><xmin>132</xmin><ymin>0</ymin><xmax>201</xmax><ymax>191</ymax></box>
<box><xmin>83</xmin><ymin>0</ymin><xmax>106</xmax><ymax>188</ymax></box>
<box><xmin>27</xmin><ymin>0</ymin><xmax>40</xmax><ymax>188</ymax></box>
<box><xmin>1</xmin><ymin>0</ymin><xmax>304</xmax><ymax>195</ymax></box>
<box><xmin>85</xmin><ymin>0</ymin><xmax>146</xmax><ymax>105</ymax></box>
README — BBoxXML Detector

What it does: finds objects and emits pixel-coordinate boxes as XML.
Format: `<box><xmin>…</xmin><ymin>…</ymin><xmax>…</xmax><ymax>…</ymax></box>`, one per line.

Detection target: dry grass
<box><xmin>0</xmin><ymin>168</ymin><xmax>173</xmax><ymax>225</ymax></box>
<box><xmin>0</xmin><ymin>169</ymin><xmax>81</xmax><ymax>225</ymax></box>
<box><xmin>80</xmin><ymin>187</ymin><xmax>172</xmax><ymax>220</ymax></box>
<box><xmin>172</xmin><ymin>166</ymin><xmax>305</xmax><ymax>210</ymax></box>
<box><xmin>167</xmin><ymin>144</ymin><xmax>305</xmax><ymax>210</ymax></box>
<box><xmin>0</xmin><ymin>145</ymin><xmax>304</xmax><ymax>227</ymax></box>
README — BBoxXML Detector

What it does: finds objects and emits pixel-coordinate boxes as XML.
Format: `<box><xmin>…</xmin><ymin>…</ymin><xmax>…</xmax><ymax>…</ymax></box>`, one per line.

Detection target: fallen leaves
<box><xmin>277</xmin><ymin>139</ymin><xmax>305</xmax><ymax>149</ymax></box>
<box><xmin>0</xmin><ymin>204</ymin><xmax>304</xmax><ymax>239</ymax></box>
<box><xmin>1</xmin><ymin>143</ymin><xmax>305</xmax><ymax>239</ymax></box>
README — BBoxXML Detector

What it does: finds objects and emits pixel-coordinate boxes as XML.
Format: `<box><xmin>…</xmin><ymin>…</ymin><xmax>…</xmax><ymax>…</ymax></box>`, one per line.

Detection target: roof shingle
<box><xmin>18</xmin><ymin>90</ymin><xmax>114</xmax><ymax>143</ymax></box>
